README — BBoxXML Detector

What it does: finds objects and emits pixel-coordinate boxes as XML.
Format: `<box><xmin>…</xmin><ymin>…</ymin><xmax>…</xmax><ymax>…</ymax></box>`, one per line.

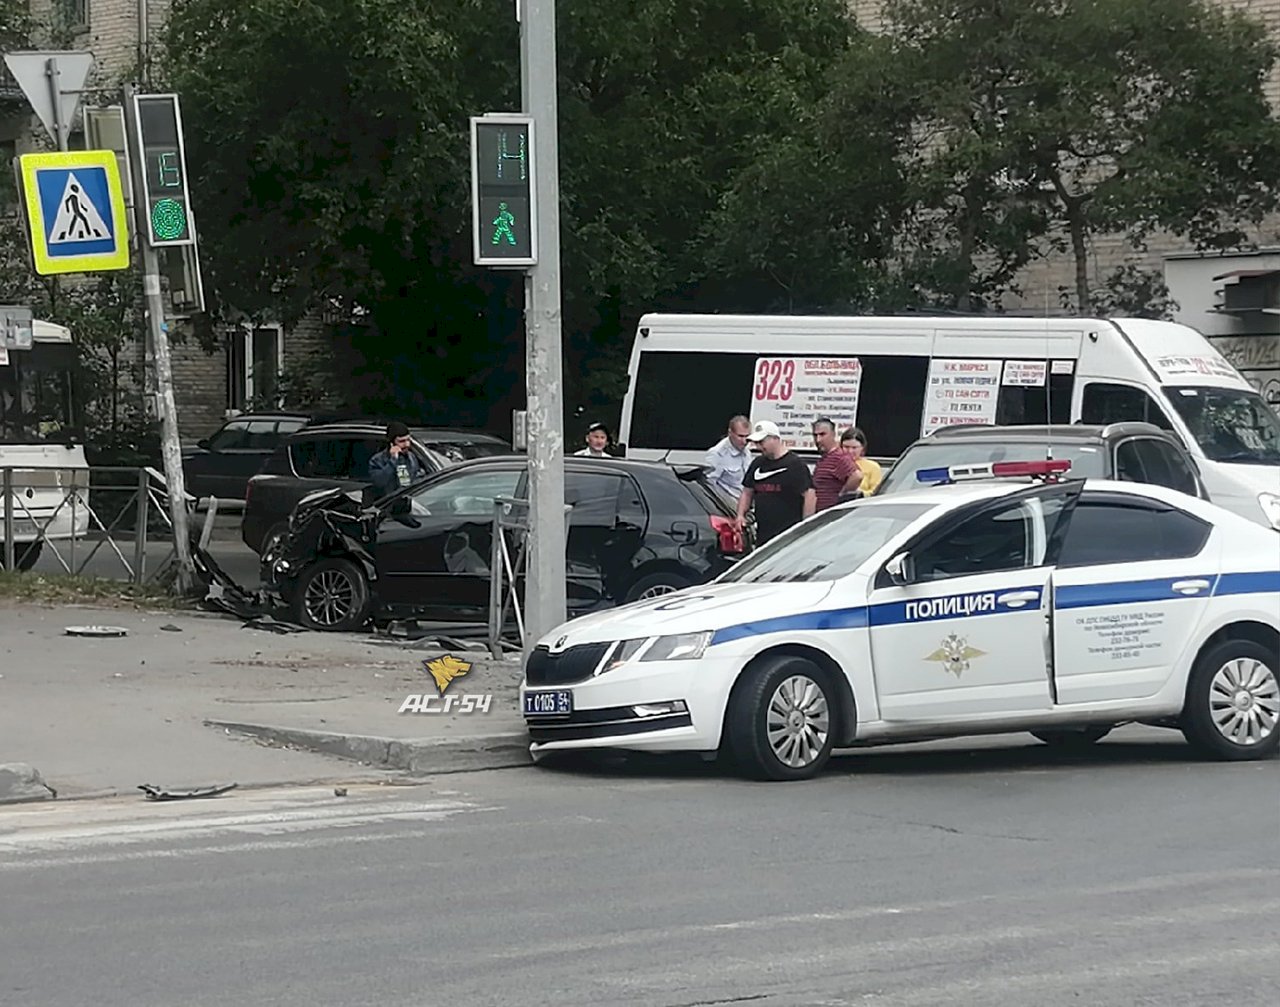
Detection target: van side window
<box><xmin>628</xmin><ymin>351</ymin><xmax>930</xmax><ymax>457</ymax></box>
<box><xmin>1081</xmin><ymin>383</ymin><xmax>1173</xmax><ymax>430</ymax></box>
<box><xmin>996</xmin><ymin>372</ymin><xmax>1074</xmax><ymax>425</ymax></box>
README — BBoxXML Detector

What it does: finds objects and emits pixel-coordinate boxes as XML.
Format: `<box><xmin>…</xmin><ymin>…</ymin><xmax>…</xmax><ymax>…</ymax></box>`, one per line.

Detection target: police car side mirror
<box><xmin>886</xmin><ymin>551</ymin><xmax>914</xmax><ymax>586</ymax></box>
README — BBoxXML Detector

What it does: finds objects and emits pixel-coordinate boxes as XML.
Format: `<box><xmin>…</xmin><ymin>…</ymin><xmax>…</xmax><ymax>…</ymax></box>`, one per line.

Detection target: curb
<box><xmin>0</xmin><ymin>763</ymin><xmax>57</xmax><ymax>805</ymax></box>
<box><xmin>206</xmin><ymin>720</ymin><xmax>533</xmax><ymax>775</ymax></box>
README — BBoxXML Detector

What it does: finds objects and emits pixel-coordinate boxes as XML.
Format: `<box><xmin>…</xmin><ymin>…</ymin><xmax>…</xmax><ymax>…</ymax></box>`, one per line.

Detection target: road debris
<box><xmin>65</xmin><ymin>625</ymin><xmax>128</xmax><ymax>638</ymax></box>
<box><xmin>137</xmin><ymin>782</ymin><xmax>239</xmax><ymax>801</ymax></box>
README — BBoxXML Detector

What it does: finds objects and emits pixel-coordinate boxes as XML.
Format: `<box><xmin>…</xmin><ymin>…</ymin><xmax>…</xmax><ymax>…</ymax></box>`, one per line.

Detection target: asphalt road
<box><xmin>2</xmin><ymin>730</ymin><xmax>1276</xmax><ymax>1007</ymax></box>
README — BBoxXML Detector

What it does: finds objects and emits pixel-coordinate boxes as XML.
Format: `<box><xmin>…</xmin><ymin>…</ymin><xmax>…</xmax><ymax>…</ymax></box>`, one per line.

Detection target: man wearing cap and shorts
<box><xmin>735</xmin><ymin>420</ymin><xmax>815</xmax><ymax>545</ymax></box>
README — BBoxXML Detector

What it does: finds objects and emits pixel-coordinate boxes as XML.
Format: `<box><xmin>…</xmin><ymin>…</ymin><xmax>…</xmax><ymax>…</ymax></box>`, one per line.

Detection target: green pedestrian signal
<box><xmin>470</xmin><ymin>115</ymin><xmax>537</xmax><ymax>267</ymax></box>
<box><xmin>130</xmin><ymin>93</ymin><xmax>195</xmax><ymax>248</ymax></box>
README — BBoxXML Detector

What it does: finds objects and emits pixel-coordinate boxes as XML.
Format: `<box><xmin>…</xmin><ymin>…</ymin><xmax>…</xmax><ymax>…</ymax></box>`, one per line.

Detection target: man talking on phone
<box><xmin>368</xmin><ymin>421</ymin><xmax>425</xmax><ymax>498</ymax></box>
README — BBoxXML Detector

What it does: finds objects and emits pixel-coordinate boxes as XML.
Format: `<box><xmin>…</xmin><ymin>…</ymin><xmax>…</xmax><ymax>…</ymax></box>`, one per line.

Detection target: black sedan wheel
<box><xmin>291</xmin><ymin>557</ymin><xmax>372</xmax><ymax>632</ymax></box>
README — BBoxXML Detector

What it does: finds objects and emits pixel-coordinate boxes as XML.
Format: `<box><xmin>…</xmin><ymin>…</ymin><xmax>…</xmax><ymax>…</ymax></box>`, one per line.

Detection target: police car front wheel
<box><xmin>1181</xmin><ymin>639</ymin><xmax>1280</xmax><ymax>761</ymax></box>
<box><xmin>726</xmin><ymin>656</ymin><xmax>836</xmax><ymax>781</ymax></box>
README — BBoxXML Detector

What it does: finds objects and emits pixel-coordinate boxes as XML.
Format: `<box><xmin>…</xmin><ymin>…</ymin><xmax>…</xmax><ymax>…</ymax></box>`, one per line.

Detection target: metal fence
<box><xmin>487</xmin><ymin>495</ymin><xmax>572</xmax><ymax>659</ymax></box>
<box><xmin>1</xmin><ymin>465</ymin><xmax>220</xmax><ymax>585</ymax></box>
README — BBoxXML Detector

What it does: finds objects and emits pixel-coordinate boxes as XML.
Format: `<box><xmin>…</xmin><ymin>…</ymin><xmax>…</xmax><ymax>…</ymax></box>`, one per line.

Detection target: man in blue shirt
<box><xmin>704</xmin><ymin>415</ymin><xmax>752</xmax><ymax>499</ymax></box>
<box><xmin>368</xmin><ymin>421</ymin><xmax>425</xmax><ymax>498</ymax></box>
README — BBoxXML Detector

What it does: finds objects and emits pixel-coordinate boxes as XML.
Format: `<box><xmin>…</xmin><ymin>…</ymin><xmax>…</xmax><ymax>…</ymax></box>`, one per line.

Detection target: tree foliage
<box><xmin>885</xmin><ymin>0</ymin><xmax>1280</xmax><ymax>312</ymax></box>
<box><xmin>162</xmin><ymin>0</ymin><xmax>899</xmax><ymax>427</ymax></box>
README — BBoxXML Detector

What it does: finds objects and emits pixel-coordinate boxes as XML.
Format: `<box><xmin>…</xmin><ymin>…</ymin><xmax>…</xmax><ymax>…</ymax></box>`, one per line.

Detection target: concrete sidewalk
<box><xmin>0</xmin><ymin>601</ymin><xmax>529</xmax><ymax>802</ymax></box>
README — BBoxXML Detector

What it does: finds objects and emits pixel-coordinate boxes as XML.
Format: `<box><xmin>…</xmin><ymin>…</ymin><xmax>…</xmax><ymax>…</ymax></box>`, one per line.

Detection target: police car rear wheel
<box><xmin>727</xmin><ymin>656</ymin><xmax>835</xmax><ymax>781</ymax></box>
<box><xmin>1182</xmin><ymin>640</ymin><xmax>1280</xmax><ymax>761</ymax></box>
<box><xmin>1031</xmin><ymin>726</ymin><xmax>1112</xmax><ymax>750</ymax></box>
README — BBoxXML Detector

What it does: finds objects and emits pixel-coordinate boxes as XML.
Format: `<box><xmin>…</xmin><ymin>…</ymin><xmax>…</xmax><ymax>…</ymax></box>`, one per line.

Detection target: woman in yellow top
<box><xmin>840</xmin><ymin>427</ymin><xmax>883</xmax><ymax>498</ymax></box>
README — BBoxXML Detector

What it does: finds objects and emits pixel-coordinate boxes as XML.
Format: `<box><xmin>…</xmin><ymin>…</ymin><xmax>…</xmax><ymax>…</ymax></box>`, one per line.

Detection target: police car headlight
<box><xmin>1259</xmin><ymin>492</ymin><xmax>1280</xmax><ymax>531</ymax></box>
<box><xmin>640</xmin><ymin>631</ymin><xmax>712</xmax><ymax>663</ymax></box>
<box><xmin>597</xmin><ymin>632</ymin><xmax>712</xmax><ymax>675</ymax></box>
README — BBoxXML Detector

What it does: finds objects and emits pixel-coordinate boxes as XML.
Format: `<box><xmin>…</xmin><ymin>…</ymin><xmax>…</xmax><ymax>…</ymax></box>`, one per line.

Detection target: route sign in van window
<box><xmin>750</xmin><ymin>356</ymin><xmax>863</xmax><ymax>451</ymax></box>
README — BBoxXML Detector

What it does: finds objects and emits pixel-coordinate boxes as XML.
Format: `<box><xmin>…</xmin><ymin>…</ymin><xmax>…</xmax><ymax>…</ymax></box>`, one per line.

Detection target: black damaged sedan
<box><xmin>261</xmin><ymin>456</ymin><xmax>748</xmax><ymax>632</ymax></box>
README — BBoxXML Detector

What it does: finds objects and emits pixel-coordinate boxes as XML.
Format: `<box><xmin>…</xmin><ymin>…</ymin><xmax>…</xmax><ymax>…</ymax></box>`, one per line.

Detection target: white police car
<box><xmin>520</xmin><ymin>463</ymin><xmax>1280</xmax><ymax>780</ymax></box>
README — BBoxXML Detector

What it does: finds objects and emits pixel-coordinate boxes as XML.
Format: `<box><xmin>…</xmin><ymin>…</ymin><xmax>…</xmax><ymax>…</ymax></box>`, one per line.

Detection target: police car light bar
<box><xmin>914</xmin><ymin>459</ymin><xmax>1073</xmax><ymax>484</ymax></box>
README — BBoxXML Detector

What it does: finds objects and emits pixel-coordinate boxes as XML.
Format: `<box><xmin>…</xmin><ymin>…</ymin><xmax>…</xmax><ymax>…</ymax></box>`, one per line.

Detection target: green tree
<box><xmin>885</xmin><ymin>0</ymin><xmax>1280</xmax><ymax>312</ymax></box>
<box><xmin>161</xmin><ymin>0</ymin><xmax>892</xmax><ymax>426</ymax></box>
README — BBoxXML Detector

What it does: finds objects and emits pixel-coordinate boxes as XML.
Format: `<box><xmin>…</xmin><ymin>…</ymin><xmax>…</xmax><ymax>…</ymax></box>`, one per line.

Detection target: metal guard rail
<box><xmin>1</xmin><ymin>465</ymin><xmax>220</xmax><ymax>585</ymax></box>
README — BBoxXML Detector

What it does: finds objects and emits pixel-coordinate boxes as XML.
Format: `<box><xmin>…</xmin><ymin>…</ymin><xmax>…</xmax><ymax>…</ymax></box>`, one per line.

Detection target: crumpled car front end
<box><xmin>259</xmin><ymin>488</ymin><xmax>378</xmax><ymax>599</ymax></box>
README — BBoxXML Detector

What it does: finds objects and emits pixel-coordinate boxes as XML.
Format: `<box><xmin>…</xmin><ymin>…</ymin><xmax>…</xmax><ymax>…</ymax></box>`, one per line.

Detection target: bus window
<box><xmin>997</xmin><ymin>373</ymin><xmax>1075</xmax><ymax>425</ymax></box>
<box><xmin>1081</xmin><ymin>382</ymin><xmax>1173</xmax><ymax>430</ymax></box>
<box><xmin>0</xmin><ymin>343</ymin><xmax>78</xmax><ymax>443</ymax></box>
<box><xmin>627</xmin><ymin>351</ymin><xmax>929</xmax><ymax>456</ymax></box>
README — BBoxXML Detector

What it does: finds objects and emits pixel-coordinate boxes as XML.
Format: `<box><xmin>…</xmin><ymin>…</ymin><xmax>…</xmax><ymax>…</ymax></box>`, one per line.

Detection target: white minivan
<box><xmin>617</xmin><ymin>314</ymin><xmax>1280</xmax><ymax>531</ymax></box>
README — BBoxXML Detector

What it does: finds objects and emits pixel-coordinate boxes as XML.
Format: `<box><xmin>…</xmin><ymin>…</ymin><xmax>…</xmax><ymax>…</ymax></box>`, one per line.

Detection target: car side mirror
<box><xmin>389</xmin><ymin>496</ymin><xmax>412</xmax><ymax>517</ymax></box>
<box><xmin>886</xmin><ymin>551</ymin><xmax>914</xmax><ymax>586</ymax></box>
<box><xmin>197</xmin><ymin>438</ymin><xmax>211</xmax><ymax>450</ymax></box>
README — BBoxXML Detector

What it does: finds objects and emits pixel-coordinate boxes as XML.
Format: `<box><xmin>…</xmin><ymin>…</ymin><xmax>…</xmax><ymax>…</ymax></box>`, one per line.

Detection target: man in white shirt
<box><xmin>704</xmin><ymin>415</ymin><xmax>752</xmax><ymax>498</ymax></box>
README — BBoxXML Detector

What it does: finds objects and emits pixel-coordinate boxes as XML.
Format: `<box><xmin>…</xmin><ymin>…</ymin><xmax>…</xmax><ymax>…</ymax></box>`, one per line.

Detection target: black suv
<box><xmin>877</xmin><ymin>423</ymin><xmax>1208</xmax><ymax>499</ymax></box>
<box><xmin>183</xmin><ymin>412</ymin><xmax>312</xmax><ymax>501</ymax></box>
<box><xmin>242</xmin><ymin>421</ymin><xmax>512</xmax><ymax>555</ymax></box>
<box><xmin>261</xmin><ymin>456</ymin><xmax>747</xmax><ymax>632</ymax></box>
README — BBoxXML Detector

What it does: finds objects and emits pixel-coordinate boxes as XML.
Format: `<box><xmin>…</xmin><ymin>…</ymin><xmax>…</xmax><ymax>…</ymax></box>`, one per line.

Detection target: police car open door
<box><xmin>1048</xmin><ymin>490</ymin><xmax>1220</xmax><ymax>705</ymax></box>
<box><xmin>868</xmin><ymin>484</ymin><xmax>1081</xmax><ymax>721</ymax></box>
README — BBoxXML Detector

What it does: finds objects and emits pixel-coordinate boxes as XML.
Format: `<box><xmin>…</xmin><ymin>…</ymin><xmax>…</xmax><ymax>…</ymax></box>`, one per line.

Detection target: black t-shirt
<box><xmin>745</xmin><ymin>451</ymin><xmax>812</xmax><ymax>544</ymax></box>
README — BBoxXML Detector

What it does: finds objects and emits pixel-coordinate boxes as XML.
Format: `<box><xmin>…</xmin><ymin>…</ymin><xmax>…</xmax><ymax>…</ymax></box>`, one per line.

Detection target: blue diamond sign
<box><xmin>18</xmin><ymin>150</ymin><xmax>130</xmax><ymax>275</ymax></box>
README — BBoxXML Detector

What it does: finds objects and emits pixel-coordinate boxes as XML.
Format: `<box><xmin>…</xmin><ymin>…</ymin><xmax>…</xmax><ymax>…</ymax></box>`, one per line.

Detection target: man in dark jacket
<box><xmin>368</xmin><ymin>421</ymin><xmax>425</xmax><ymax>498</ymax></box>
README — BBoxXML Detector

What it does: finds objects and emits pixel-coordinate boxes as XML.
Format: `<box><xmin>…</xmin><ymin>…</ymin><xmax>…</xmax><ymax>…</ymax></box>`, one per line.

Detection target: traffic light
<box><xmin>131</xmin><ymin>93</ymin><xmax>194</xmax><ymax>247</ymax></box>
<box><xmin>471</xmin><ymin>115</ymin><xmax>537</xmax><ymax>267</ymax></box>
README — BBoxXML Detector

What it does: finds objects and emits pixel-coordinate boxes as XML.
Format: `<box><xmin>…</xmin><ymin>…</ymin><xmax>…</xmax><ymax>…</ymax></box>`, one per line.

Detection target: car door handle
<box><xmin>1172</xmin><ymin>579</ymin><xmax>1211</xmax><ymax>595</ymax></box>
<box><xmin>996</xmin><ymin>590</ymin><xmax>1040</xmax><ymax>608</ymax></box>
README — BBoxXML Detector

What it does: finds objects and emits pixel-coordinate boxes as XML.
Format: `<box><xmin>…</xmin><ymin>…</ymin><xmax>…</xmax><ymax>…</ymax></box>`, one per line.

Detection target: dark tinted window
<box><xmin>1145</xmin><ymin>440</ymin><xmax>1200</xmax><ymax>497</ymax></box>
<box><xmin>421</xmin><ymin>440</ymin><xmax>510</xmax><ymax>462</ymax></box>
<box><xmin>628</xmin><ymin>351</ymin><xmax>930</xmax><ymax>457</ymax></box>
<box><xmin>566</xmin><ymin>471</ymin><xmax>623</xmax><ymax>527</ymax></box>
<box><xmin>912</xmin><ymin>494</ymin><xmax>1072</xmax><ymax>581</ymax></box>
<box><xmin>207</xmin><ymin>421</ymin><xmax>249</xmax><ymax>451</ymax></box>
<box><xmin>995</xmin><ymin>373</ymin><xmax>1074</xmax><ymax>425</ymax></box>
<box><xmin>1058</xmin><ymin>500</ymin><xmax>1210</xmax><ymax>567</ymax></box>
<box><xmin>291</xmin><ymin>437</ymin><xmax>368</xmax><ymax>479</ymax></box>
<box><xmin>243</xmin><ymin>420</ymin><xmax>280</xmax><ymax>450</ymax></box>
<box><xmin>1081</xmin><ymin>382</ymin><xmax>1173</xmax><ymax>430</ymax></box>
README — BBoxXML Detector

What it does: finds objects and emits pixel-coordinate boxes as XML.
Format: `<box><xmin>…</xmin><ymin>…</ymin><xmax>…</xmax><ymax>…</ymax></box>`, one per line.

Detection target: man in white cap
<box><xmin>734</xmin><ymin>419</ymin><xmax>815</xmax><ymax>545</ymax></box>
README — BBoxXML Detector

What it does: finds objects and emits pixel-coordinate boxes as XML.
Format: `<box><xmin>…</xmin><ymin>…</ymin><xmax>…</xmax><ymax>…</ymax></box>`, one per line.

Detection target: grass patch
<box><xmin>0</xmin><ymin>570</ymin><xmax>194</xmax><ymax>610</ymax></box>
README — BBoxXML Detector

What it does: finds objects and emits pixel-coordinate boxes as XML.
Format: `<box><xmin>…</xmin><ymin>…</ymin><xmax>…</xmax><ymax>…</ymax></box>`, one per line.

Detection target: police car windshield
<box><xmin>1166</xmin><ymin>386</ymin><xmax>1280</xmax><ymax>464</ymax></box>
<box><xmin>720</xmin><ymin>503</ymin><xmax>933</xmax><ymax>584</ymax></box>
<box><xmin>878</xmin><ymin>440</ymin><xmax>1106</xmax><ymax>493</ymax></box>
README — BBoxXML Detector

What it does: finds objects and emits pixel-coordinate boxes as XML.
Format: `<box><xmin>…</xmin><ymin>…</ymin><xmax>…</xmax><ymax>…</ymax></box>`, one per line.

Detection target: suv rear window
<box><xmin>679</xmin><ymin>472</ymin><xmax>736</xmax><ymax>516</ymax></box>
<box><xmin>422</xmin><ymin>440</ymin><xmax>509</xmax><ymax>461</ymax></box>
<box><xmin>291</xmin><ymin>436</ymin><xmax>384</xmax><ymax>479</ymax></box>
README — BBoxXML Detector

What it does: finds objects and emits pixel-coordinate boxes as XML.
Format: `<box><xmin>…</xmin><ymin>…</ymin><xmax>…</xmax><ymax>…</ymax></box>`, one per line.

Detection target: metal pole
<box><xmin>520</xmin><ymin>0</ymin><xmax>567</xmax><ymax>656</ymax></box>
<box><xmin>46</xmin><ymin>57</ymin><xmax>67</xmax><ymax>151</ymax></box>
<box><xmin>123</xmin><ymin>84</ymin><xmax>195</xmax><ymax>593</ymax></box>
<box><xmin>2</xmin><ymin>469</ymin><xmax>14</xmax><ymax>570</ymax></box>
<box><xmin>133</xmin><ymin>465</ymin><xmax>149</xmax><ymax>584</ymax></box>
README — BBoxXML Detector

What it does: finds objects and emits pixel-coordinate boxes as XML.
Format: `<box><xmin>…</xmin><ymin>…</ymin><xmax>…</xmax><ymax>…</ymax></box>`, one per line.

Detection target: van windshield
<box><xmin>878</xmin><ymin>440</ymin><xmax>1107</xmax><ymax>494</ymax></box>
<box><xmin>1167</xmin><ymin>387</ymin><xmax>1280</xmax><ymax>465</ymax></box>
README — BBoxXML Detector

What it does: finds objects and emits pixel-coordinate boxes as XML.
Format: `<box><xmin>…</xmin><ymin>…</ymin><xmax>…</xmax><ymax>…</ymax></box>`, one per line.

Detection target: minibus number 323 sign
<box><xmin>754</xmin><ymin>358</ymin><xmax>796</xmax><ymax>402</ymax></box>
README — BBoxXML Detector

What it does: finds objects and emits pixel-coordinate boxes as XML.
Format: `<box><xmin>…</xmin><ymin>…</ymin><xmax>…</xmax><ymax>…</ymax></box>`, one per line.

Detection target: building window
<box><xmin>58</xmin><ymin>1</ymin><xmax>90</xmax><ymax>32</ymax></box>
<box><xmin>226</xmin><ymin>324</ymin><xmax>284</xmax><ymax>412</ymax></box>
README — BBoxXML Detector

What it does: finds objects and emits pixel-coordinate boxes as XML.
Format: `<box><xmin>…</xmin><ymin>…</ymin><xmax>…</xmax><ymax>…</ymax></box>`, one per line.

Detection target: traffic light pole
<box><xmin>520</xmin><ymin>0</ymin><xmax>568</xmax><ymax>649</ymax></box>
<box><xmin>123</xmin><ymin>84</ymin><xmax>195</xmax><ymax>593</ymax></box>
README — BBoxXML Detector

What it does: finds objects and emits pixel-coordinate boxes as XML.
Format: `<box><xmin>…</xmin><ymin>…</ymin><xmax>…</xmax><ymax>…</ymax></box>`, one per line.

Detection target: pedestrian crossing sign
<box><xmin>18</xmin><ymin>150</ymin><xmax>130</xmax><ymax>275</ymax></box>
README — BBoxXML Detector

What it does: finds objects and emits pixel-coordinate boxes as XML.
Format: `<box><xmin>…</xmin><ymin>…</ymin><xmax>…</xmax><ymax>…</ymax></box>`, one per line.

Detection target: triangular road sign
<box><xmin>3</xmin><ymin>51</ymin><xmax>95</xmax><ymax>147</ymax></box>
<box><xmin>48</xmin><ymin>172</ymin><xmax>111</xmax><ymax>242</ymax></box>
